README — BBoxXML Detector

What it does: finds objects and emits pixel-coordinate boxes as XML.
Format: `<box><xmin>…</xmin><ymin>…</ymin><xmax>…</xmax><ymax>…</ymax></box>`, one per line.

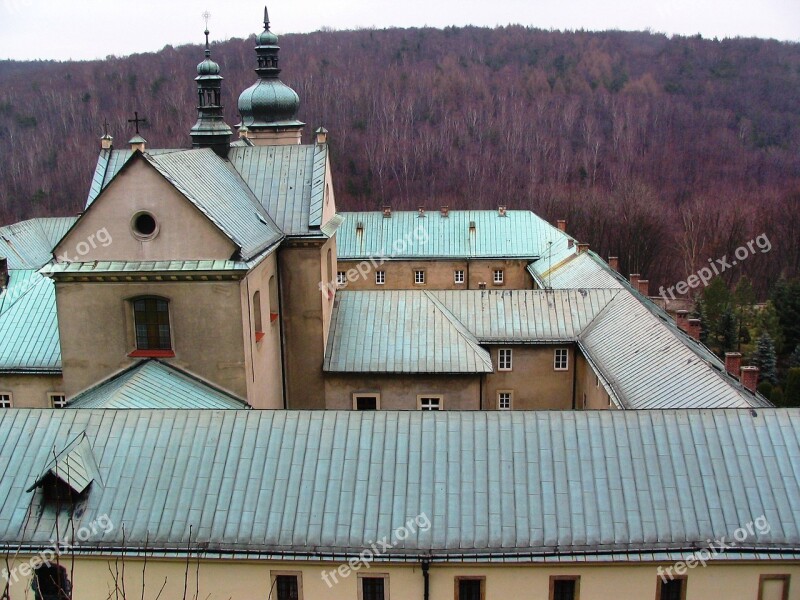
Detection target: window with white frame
<box><xmin>554</xmin><ymin>348</ymin><xmax>569</xmax><ymax>370</ymax></box>
<box><xmin>49</xmin><ymin>394</ymin><xmax>67</xmax><ymax>409</ymax></box>
<box><xmin>418</xmin><ymin>396</ymin><xmax>442</xmax><ymax>411</ymax></box>
<box><xmin>0</xmin><ymin>393</ymin><xmax>11</xmax><ymax>408</ymax></box>
<box><xmin>497</xmin><ymin>392</ymin><xmax>512</xmax><ymax>410</ymax></box>
<box><xmin>375</xmin><ymin>271</ymin><xmax>386</xmax><ymax>285</ymax></box>
<box><xmin>337</xmin><ymin>271</ymin><xmax>347</xmax><ymax>286</ymax></box>
<box><xmin>454</xmin><ymin>270</ymin><xmax>465</xmax><ymax>284</ymax></box>
<box><xmin>498</xmin><ymin>348</ymin><xmax>513</xmax><ymax>371</ymax></box>
<box><xmin>493</xmin><ymin>269</ymin><xmax>504</xmax><ymax>285</ymax></box>
<box><xmin>414</xmin><ymin>270</ymin><xmax>425</xmax><ymax>285</ymax></box>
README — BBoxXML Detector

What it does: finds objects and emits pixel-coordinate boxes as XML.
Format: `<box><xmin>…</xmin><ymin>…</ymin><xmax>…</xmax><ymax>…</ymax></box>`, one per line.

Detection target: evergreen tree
<box><xmin>771</xmin><ymin>280</ymin><xmax>800</xmax><ymax>354</ymax></box>
<box><xmin>785</xmin><ymin>368</ymin><xmax>800</xmax><ymax>408</ymax></box>
<box><xmin>790</xmin><ymin>346</ymin><xmax>800</xmax><ymax>368</ymax></box>
<box><xmin>719</xmin><ymin>307</ymin><xmax>738</xmax><ymax>353</ymax></box>
<box><xmin>753</xmin><ymin>333</ymin><xmax>779</xmax><ymax>385</ymax></box>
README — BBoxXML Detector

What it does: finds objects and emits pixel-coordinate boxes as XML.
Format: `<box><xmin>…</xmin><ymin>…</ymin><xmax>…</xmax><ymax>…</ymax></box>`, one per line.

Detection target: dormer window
<box><xmin>130</xmin><ymin>297</ymin><xmax>173</xmax><ymax>357</ymax></box>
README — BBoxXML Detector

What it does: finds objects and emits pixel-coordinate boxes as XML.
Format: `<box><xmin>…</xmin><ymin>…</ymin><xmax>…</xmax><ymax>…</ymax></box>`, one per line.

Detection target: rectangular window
<box><xmin>418</xmin><ymin>396</ymin><xmax>442</xmax><ymax>411</ymax></box>
<box><xmin>498</xmin><ymin>348</ymin><xmax>512</xmax><ymax>371</ymax></box>
<box><xmin>497</xmin><ymin>392</ymin><xmax>512</xmax><ymax>410</ymax></box>
<box><xmin>375</xmin><ymin>271</ymin><xmax>386</xmax><ymax>285</ymax></box>
<box><xmin>414</xmin><ymin>270</ymin><xmax>425</xmax><ymax>285</ymax></box>
<box><xmin>271</xmin><ymin>572</ymin><xmax>302</xmax><ymax>600</ymax></box>
<box><xmin>133</xmin><ymin>298</ymin><xmax>171</xmax><ymax>350</ymax></box>
<box><xmin>353</xmin><ymin>394</ymin><xmax>380</xmax><ymax>411</ymax></box>
<box><xmin>49</xmin><ymin>394</ymin><xmax>67</xmax><ymax>409</ymax></box>
<box><xmin>554</xmin><ymin>348</ymin><xmax>569</xmax><ymax>371</ymax></box>
<box><xmin>455</xmin><ymin>577</ymin><xmax>485</xmax><ymax>600</ymax></box>
<box><xmin>656</xmin><ymin>576</ymin><xmax>686</xmax><ymax>600</ymax></box>
<box><xmin>359</xmin><ymin>574</ymin><xmax>389</xmax><ymax>600</ymax></box>
<box><xmin>336</xmin><ymin>271</ymin><xmax>347</xmax><ymax>286</ymax></box>
<box><xmin>550</xmin><ymin>576</ymin><xmax>580</xmax><ymax>600</ymax></box>
<box><xmin>0</xmin><ymin>393</ymin><xmax>11</xmax><ymax>409</ymax></box>
<box><xmin>454</xmin><ymin>270</ymin><xmax>465</xmax><ymax>284</ymax></box>
<box><xmin>757</xmin><ymin>575</ymin><xmax>789</xmax><ymax>600</ymax></box>
<box><xmin>493</xmin><ymin>269</ymin><xmax>504</xmax><ymax>284</ymax></box>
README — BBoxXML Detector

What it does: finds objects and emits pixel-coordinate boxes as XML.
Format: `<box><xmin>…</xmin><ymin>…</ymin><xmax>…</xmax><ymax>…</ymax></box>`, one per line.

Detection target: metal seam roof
<box><xmin>41</xmin><ymin>260</ymin><xmax>249</xmax><ymax>275</ymax></box>
<box><xmin>1</xmin><ymin>409</ymin><xmax>798</xmax><ymax>558</ymax></box>
<box><xmin>0</xmin><ymin>218</ymin><xmax>78</xmax><ymax>270</ymax></box>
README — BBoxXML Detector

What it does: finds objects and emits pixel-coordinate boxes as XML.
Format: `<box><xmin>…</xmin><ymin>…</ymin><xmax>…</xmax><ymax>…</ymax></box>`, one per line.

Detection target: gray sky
<box><xmin>1</xmin><ymin>0</ymin><xmax>798</xmax><ymax>61</ymax></box>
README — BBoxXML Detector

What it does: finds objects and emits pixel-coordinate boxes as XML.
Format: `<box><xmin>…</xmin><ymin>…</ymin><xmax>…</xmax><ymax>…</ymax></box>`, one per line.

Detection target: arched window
<box><xmin>132</xmin><ymin>297</ymin><xmax>171</xmax><ymax>351</ymax></box>
<box><xmin>253</xmin><ymin>290</ymin><xmax>263</xmax><ymax>333</ymax></box>
<box><xmin>326</xmin><ymin>248</ymin><xmax>333</xmax><ymax>288</ymax></box>
<box><xmin>268</xmin><ymin>275</ymin><xmax>278</xmax><ymax>323</ymax></box>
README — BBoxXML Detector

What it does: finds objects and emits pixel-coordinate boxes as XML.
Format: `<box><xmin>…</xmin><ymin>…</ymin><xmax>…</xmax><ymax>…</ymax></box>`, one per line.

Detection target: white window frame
<box><xmin>0</xmin><ymin>392</ymin><xmax>11</xmax><ymax>408</ymax></box>
<box><xmin>414</xmin><ymin>270</ymin><xmax>426</xmax><ymax>285</ymax></box>
<box><xmin>358</xmin><ymin>573</ymin><xmax>390</xmax><ymax>600</ymax></box>
<box><xmin>493</xmin><ymin>269</ymin><xmax>504</xmax><ymax>285</ymax></box>
<box><xmin>497</xmin><ymin>391</ymin><xmax>513</xmax><ymax>410</ymax></box>
<box><xmin>49</xmin><ymin>393</ymin><xmax>67</xmax><ymax>409</ymax></box>
<box><xmin>498</xmin><ymin>348</ymin><xmax>513</xmax><ymax>371</ymax></box>
<box><xmin>454</xmin><ymin>270</ymin><xmax>465</xmax><ymax>284</ymax></box>
<box><xmin>417</xmin><ymin>395</ymin><xmax>443</xmax><ymax>411</ymax></box>
<box><xmin>375</xmin><ymin>270</ymin><xmax>386</xmax><ymax>285</ymax></box>
<box><xmin>352</xmin><ymin>393</ymin><xmax>381</xmax><ymax>410</ymax></box>
<box><xmin>336</xmin><ymin>271</ymin><xmax>347</xmax><ymax>287</ymax></box>
<box><xmin>554</xmin><ymin>348</ymin><xmax>569</xmax><ymax>371</ymax></box>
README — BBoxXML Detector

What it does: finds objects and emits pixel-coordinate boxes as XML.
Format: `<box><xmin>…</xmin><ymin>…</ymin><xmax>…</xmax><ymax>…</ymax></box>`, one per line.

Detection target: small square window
<box><xmin>418</xmin><ymin>396</ymin><xmax>442</xmax><ymax>411</ymax></box>
<box><xmin>454</xmin><ymin>270</ymin><xmax>465</xmax><ymax>284</ymax></box>
<box><xmin>50</xmin><ymin>394</ymin><xmax>67</xmax><ymax>409</ymax></box>
<box><xmin>498</xmin><ymin>348</ymin><xmax>512</xmax><ymax>371</ymax></box>
<box><xmin>550</xmin><ymin>576</ymin><xmax>580</xmax><ymax>600</ymax></box>
<box><xmin>336</xmin><ymin>272</ymin><xmax>347</xmax><ymax>286</ymax></box>
<box><xmin>414</xmin><ymin>270</ymin><xmax>426</xmax><ymax>285</ymax></box>
<box><xmin>554</xmin><ymin>348</ymin><xmax>569</xmax><ymax>370</ymax></box>
<box><xmin>0</xmin><ymin>393</ymin><xmax>11</xmax><ymax>409</ymax></box>
<box><xmin>271</xmin><ymin>572</ymin><xmax>303</xmax><ymax>600</ymax></box>
<box><xmin>656</xmin><ymin>576</ymin><xmax>686</xmax><ymax>600</ymax></box>
<box><xmin>493</xmin><ymin>269</ymin><xmax>504</xmax><ymax>284</ymax></box>
<box><xmin>757</xmin><ymin>575</ymin><xmax>789</xmax><ymax>600</ymax></box>
<box><xmin>353</xmin><ymin>394</ymin><xmax>380</xmax><ymax>410</ymax></box>
<box><xmin>455</xmin><ymin>577</ymin><xmax>485</xmax><ymax>600</ymax></box>
<box><xmin>375</xmin><ymin>271</ymin><xmax>386</xmax><ymax>285</ymax></box>
<box><xmin>359</xmin><ymin>574</ymin><xmax>389</xmax><ymax>600</ymax></box>
<box><xmin>497</xmin><ymin>392</ymin><xmax>512</xmax><ymax>410</ymax></box>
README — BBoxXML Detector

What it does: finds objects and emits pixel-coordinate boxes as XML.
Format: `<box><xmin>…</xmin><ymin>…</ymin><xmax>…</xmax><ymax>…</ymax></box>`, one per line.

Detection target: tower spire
<box><xmin>189</xmin><ymin>20</ymin><xmax>233</xmax><ymax>157</ymax></box>
<box><xmin>264</xmin><ymin>5</ymin><xmax>270</xmax><ymax>30</ymax></box>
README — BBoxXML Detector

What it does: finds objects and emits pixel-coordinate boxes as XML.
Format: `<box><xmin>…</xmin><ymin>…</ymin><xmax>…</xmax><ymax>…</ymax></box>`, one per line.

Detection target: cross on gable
<box><xmin>127</xmin><ymin>111</ymin><xmax>148</xmax><ymax>135</ymax></box>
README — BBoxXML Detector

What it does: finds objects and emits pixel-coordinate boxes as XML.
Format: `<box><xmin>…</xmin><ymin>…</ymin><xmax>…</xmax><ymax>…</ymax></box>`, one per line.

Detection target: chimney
<box><xmin>567</xmin><ymin>239</ymin><xmax>574</xmax><ymax>248</ymax></box>
<box><xmin>638</xmin><ymin>279</ymin><xmax>650</xmax><ymax>296</ymax></box>
<box><xmin>440</xmin><ymin>206</ymin><xmax>450</xmax><ymax>218</ymax></box>
<box><xmin>556</xmin><ymin>219</ymin><xmax>567</xmax><ymax>232</ymax></box>
<box><xmin>629</xmin><ymin>273</ymin><xmax>640</xmax><ymax>288</ymax></box>
<box><xmin>676</xmin><ymin>310</ymin><xmax>689</xmax><ymax>331</ymax></box>
<box><xmin>356</xmin><ymin>221</ymin><xmax>364</xmax><ymax>235</ymax></box>
<box><xmin>129</xmin><ymin>135</ymin><xmax>147</xmax><ymax>152</ymax></box>
<box><xmin>418</xmin><ymin>207</ymin><xmax>425</xmax><ymax>217</ymax></box>
<box><xmin>382</xmin><ymin>206</ymin><xmax>392</xmax><ymax>218</ymax></box>
<box><xmin>101</xmin><ymin>133</ymin><xmax>113</xmax><ymax>150</ymax></box>
<box><xmin>724</xmin><ymin>352</ymin><xmax>742</xmax><ymax>377</ymax></box>
<box><xmin>469</xmin><ymin>220</ymin><xmax>476</xmax><ymax>233</ymax></box>
<box><xmin>238</xmin><ymin>125</ymin><xmax>250</xmax><ymax>139</ymax></box>
<box><xmin>0</xmin><ymin>257</ymin><xmax>7</xmax><ymax>289</ymax></box>
<box><xmin>740</xmin><ymin>366</ymin><xmax>759</xmax><ymax>393</ymax></box>
<box><xmin>315</xmin><ymin>127</ymin><xmax>329</xmax><ymax>144</ymax></box>
<box><xmin>687</xmin><ymin>318</ymin><xmax>702</xmax><ymax>341</ymax></box>
<box><xmin>577</xmin><ymin>243</ymin><xmax>589</xmax><ymax>254</ymax></box>
<box><xmin>608</xmin><ymin>256</ymin><xmax>619</xmax><ymax>272</ymax></box>
<box><xmin>498</xmin><ymin>205</ymin><xmax>507</xmax><ymax>217</ymax></box>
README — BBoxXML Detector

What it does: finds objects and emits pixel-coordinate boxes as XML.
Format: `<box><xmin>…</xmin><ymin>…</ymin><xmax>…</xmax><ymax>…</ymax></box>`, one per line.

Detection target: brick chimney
<box><xmin>629</xmin><ymin>274</ymin><xmax>641</xmax><ymax>288</ymax></box>
<box><xmin>740</xmin><ymin>366</ymin><xmax>759</xmax><ymax>392</ymax></box>
<box><xmin>315</xmin><ymin>127</ymin><xmax>329</xmax><ymax>144</ymax></box>
<box><xmin>638</xmin><ymin>279</ymin><xmax>650</xmax><ymax>296</ymax></box>
<box><xmin>382</xmin><ymin>206</ymin><xmax>392</xmax><ymax>218</ymax></box>
<box><xmin>724</xmin><ymin>352</ymin><xmax>742</xmax><ymax>377</ymax></box>
<box><xmin>687</xmin><ymin>318</ymin><xmax>702</xmax><ymax>341</ymax></box>
<box><xmin>608</xmin><ymin>256</ymin><xmax>619</xmax><ymax>272</ymax></box>
<box><xmin>556</xmin><ymin>219</ymin><xmax>567</xmax><ymax>232</ymax></box>
<box><xmin>440</xmin><ymin>206</ymin><xmax>450</xmax><ymax>218</ymax></box>
<box><xmin>101</xmin><ymin>133</ymin><xmax>113</xmax><ymax>150</ymax></box>
<box><xmin>577</xmin><ymin>243</ymin><xmax>590</xmax><ymax>254</ymax></box>
<box><xmin>0</xmin><ymin>257</ymin><xmax>7</xmax><ymax>289</ymax></box>
<box><xmin>676</xmin><ymin>310</ymin><xmax>690</xmax><ymax>333</ymax></box>
<box><xmin>498</xmin><ymin>206</ymin><xmax>507</xmax><ymax>217</ymax></box>
<box><xmin>418</xmin><ymin>207</ymin><xmax>425</xmax><ymax>217</ymax></box>
<box><xmin>129</xmin><ymin>135</ymin><xmax>147</xmax><ymax>152</ymax></box>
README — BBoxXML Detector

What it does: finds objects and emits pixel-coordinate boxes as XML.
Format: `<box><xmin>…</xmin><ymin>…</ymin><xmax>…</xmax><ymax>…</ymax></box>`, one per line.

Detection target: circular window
<box><xmin>131</xmin><ymin>212</ymin><xmax>158</xmax><ymax>239</ymax></box>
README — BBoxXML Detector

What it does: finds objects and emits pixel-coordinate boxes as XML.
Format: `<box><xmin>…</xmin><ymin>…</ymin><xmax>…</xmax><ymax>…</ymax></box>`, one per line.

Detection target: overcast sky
<box><xmin>0</xmin><ymin>0</ymin><xmax>798</xmax><ymax>61</ymax></box>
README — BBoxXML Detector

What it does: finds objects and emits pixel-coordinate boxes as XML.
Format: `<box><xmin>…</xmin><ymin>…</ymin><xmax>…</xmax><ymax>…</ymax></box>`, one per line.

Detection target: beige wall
<box><xmin>55</xmin><ymin>280</ymin><xmax>247</xmax><ymax>399</ymax></box>
<box><xmin>241</xmin><ymin>252</ymin><xmax>283</xmax><ymax>409</ymax></box>
<box><xmin>0</xmin><ymin>374</ymin><xmax>63</xmax><ymax>408</ymax></box>
<box><xmin>337</xmin><ymin>259</ymin><xmax>534</xmax><ymax>291</ymax></box>
<box><xmin>4</xmin><ymin>556</ymin><xmax>799</xmax><ymax>600</ymax></box>
<box><xmin>279</xmin><ymin>237</ymin><xmax>336</xmax><ymax>409</ymax></box>
<box><xmin>324</xmin><ymin>373</ymin><xmax>481</xmax><ymax>410</ymax></box>
<box><xmin>575</xmin><ymin>352</ymin><xmax>614</xmax><ymax>410</ymax></box>
<box><xmin>54</xmin><ymin>159</ymin><xmax>237</xmax><ymax>263</ymax></box>
<box><xmin>483</xmin><ymin>345</ymin><xmax>575</xmax><ymax>410</ymax></box>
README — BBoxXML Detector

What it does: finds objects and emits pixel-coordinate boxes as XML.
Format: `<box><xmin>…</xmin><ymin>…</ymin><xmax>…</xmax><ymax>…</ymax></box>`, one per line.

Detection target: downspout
<box><xmin>277</xmin><ymin>248</ymin><xmax>289</xmax><ymax>410</ymax></box>
<box><xmin>571</xmin><ymin>346</ymin><xmax>578</xmax><ymax>410</ymax></box>
<box><xmin>422</xmin><ymin>559</ymin><xmax>430</xmax><ymax>600</ymax></box>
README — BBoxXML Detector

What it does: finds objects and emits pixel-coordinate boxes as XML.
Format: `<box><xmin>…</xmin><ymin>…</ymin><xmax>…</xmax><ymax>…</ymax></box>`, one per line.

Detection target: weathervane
<box><xmin>202</xmin><ymin>10</ymin><xmax>212</xmax><ymax>51</ymax></box>
<box><xmin>102</xmin><ymin>119</ymin><xmax>109</xmax><ymax>137</ymax></box>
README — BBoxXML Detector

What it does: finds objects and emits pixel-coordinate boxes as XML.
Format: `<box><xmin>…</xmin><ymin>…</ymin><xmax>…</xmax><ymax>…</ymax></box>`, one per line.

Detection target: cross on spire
<box><xmin>202</xmin><ymin>11</ymin><xmax>211</xmax><ymax>55</ymax></box>
<box><xmin>102</xmin><ymin>119</ymin><xmax>109</xmax><ymax>137</ymax></box>
<box><xmin>127</xmin><ymin>111</ymin><xmax>147</xmax><ymax>134</ymax></box>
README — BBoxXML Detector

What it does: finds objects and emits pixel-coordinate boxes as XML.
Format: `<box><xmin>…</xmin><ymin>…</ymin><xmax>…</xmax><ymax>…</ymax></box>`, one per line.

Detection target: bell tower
<box><xmin>189</xmin><ymin>25</ymin><xmax>233</xmax><ymax>157</ymax></box>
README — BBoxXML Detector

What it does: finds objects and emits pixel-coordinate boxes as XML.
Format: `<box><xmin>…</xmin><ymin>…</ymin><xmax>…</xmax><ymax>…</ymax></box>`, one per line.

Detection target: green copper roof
<box><xmin>336</xmin><ymin>210</ymin><xmax>564</xmax><ymax>260</ymax></box>
<box><xmin>0</xmin><ymin>272</ymin><xmax>60</xmax><ymax>373</ymax></box>
<box><xmin>0</xmin><ymin>217</ymin><xmax>78</xmax><ymax>269</ymax></box>
<box><xmin>0</xmin><ymin>409</ymin><xmax>798</xmax><ymax>561</ymax></box>
<box><xmin>42</xmin><ymin>259</ymin><xmax>249</xmax><ymax>275</ymax></box>
<box><xmin>68</xmin><ymin>360</ymin><xmax>249</xmax><ymax>409</ymax></box>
